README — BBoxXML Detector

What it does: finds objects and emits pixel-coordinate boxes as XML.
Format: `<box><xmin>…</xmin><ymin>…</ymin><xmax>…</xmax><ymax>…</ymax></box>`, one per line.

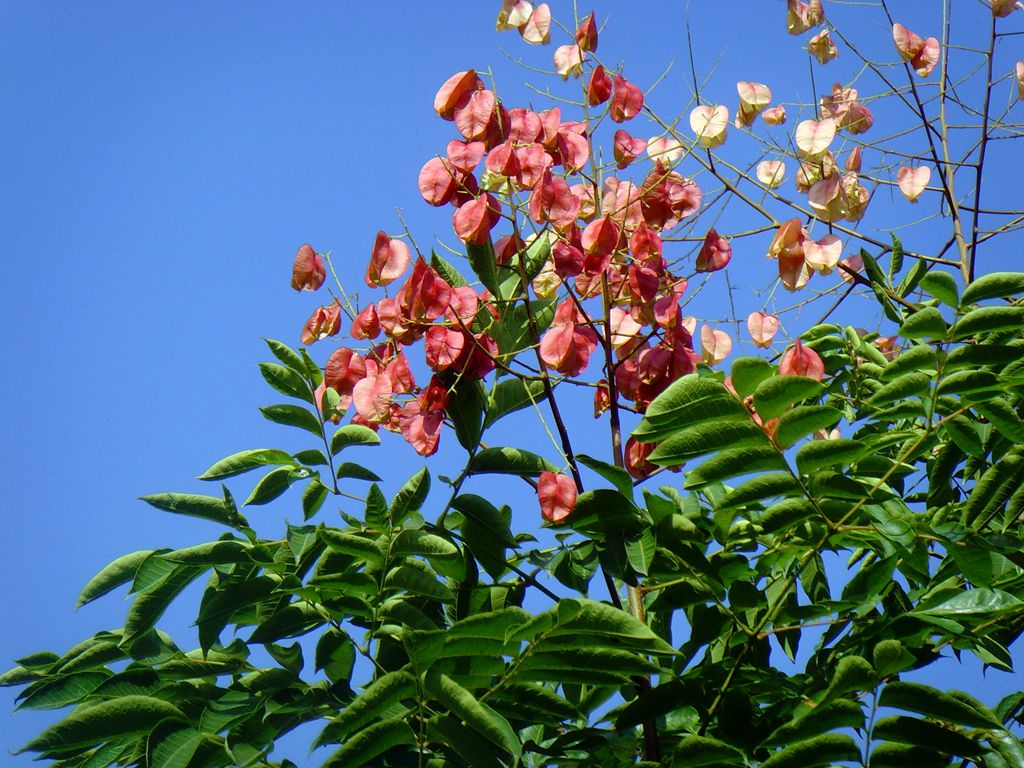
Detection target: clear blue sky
<box><xmin>2</xmin><ymin>1</ymin><xmax>1021</xmax><ymax>763</ymax></box>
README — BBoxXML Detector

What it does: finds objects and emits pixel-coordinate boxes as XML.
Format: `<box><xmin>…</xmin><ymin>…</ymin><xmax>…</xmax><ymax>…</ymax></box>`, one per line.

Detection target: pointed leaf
<box><xmin>635</xmin><ymin>375</ymin><xmax>748</xmax><ymax>442</ymax></box>
<box><xmin>139</xmin><ymin>493</ymin><xmax>238</xmax><ymax>528</ymax></box>
<box><xmin>775</xmin><ymin>406</ymin><xmax>842</xmax><ymax>448</ymax></box>
<box><xmin>759</xmin><ymin>733</ymin><xmax>860</xmax><ymax>768</ymax></box>
<box><xmin>258</xmin><ymin>362</ymin><xmax>314</xmax><ymax>403</ymax></box>
<box><xmin>330</xmin><ymin>424</ymin><xmax>381</xmax><ymax>454</ymax></box>
<box><xmin>753</xmin><ymin>376</ymin><xmax>824</xmax><ymax>421</ymax></box>
<box><xmin>900</xmin><ymin>307</ymin><xmax>947</xmax><ymax>339</ymax></box>
<box><xmin>960</xmin><ymin>272</ymin><xmax>1024</xmax><ymax>305</ymax></box>
<box><xmin>485</xmin><ymin>378</ymin><xmax>547</xmax><ymax>428</ymax></box>
<box><xmin>198</xmin><ymin>449</ymin><xmax>295</xmax><ymax>481</ymax></box>
<box><xmin>320</xmin><ymin>718</ymin><xmax>416</xmax><ymax>768</ymax></box>
<box><xmin>951</xmin><ymin>306</ymin><xmax>1024</xmax><ymax>339</ymax></box>
<box><xmin>259</xmin><ymin>404</ymin><xmax>323</xmax><ymax>437</ymax></box>
<box><xmin>16</xmin><ymin>696</ymin><xmax>186</xmax><ymax>754</ymax></box>
<box><xmin>242</xmin><ymin>466</ymin><xmax>297</xmax><ymax>506</ymax></box>
<box><xmin>390</xmin><ymin>467</ymin><xmax>430</xmax><ymax>523</ymax></box>
<box><xmin>730</xmin><ymin>357</ymin><xmax>775</xmax><ymax>399</ymax></box>
<box><xmin>920</xmin><ymin>271</ymin><xmax>959</xmax><ymax>307</ymax></box>
<box><xmin>796</xmin><ymin>439</ymin><xmax>869</xmax><ymax>474</ymax></box>
<box><xmin>77</xmin><ymin>550</ymin><xmax>154</xmax><ymax>610</ymax></box>
<box><xmin>649</xmin><ymin>421</ymin><xmax>770</xmax><ymax>466</ymax></box>
<box><xmin>878</xmin><ymin>681</ymin><xmax>1001</xmax><ymax>728</ymax></box>
<box><xmin>468</xmin><ymin>447</ymin><xmax>557</xmax><ymax>476</ymax></box>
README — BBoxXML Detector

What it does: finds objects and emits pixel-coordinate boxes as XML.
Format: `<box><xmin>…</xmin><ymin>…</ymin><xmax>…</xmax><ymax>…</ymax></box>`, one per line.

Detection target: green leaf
<box><xmin>873</xmin><ymin>639</ymin><xmax>916</xmax><ymax>677</ymax></box>
<box><xmin>315</xmin><ymin>670</ymin><xmax>417</xmax><ymax>746</ymax></box>
<box><xmin>385</xmin><ymin>564</ymin><xmax>454</xmax><ymax>602</ymax></box>
<box><xmin>336</xmin><ymin>462</ymin><xmax>382</xmax><ymax>482</ymax></box>
<box><xmin>920</xmin><ymin>271</ymin><xmax>959</xmax><ymax>307</ymax></box>
<box><xmin>243</xmin><ymin>466</ymin><xmax>297</xmax><ymax>506</ymax></box>
<box><xmin>424</xmin><ymin>669</ymin><xmax>519</xmax><ymax>755</ymax></box>
<box><xmin>259</xmin><ymin>404</ymin><xmax>323</xmax><ymax>437</ymax></box>
<box><xmin>673</xmin><ymin>734</ymin><xmax>745</xmax><ymax>766</ymax></box>
<box><xmin>466</xmin><ymin>239</ymin><xmax>501</xmax><ymax>297</ymax></box>
<box><xmin>759</xmin><ymin>497</ymin><xmax>818</xmax><ymax>533</ymax></box>
<box><xmin>753</xmin><ymin>376</ymin><xmax>824</xmax><ymax>421</ymax></box>
<box><xmin>448</xmin><ymin>379</ymin><xmax>486</xmax><ymax>451</ymax></box>
<box><xmin>16</xmin><ymin>671</ymin><xmax>108</xmax><ymax>710</ymax></box>
<box><xmin>430</xmin><ymin>251</ymin><xmax>469</xmax><ymax>287</ymax></box>
<box><xmin>868</xmin><ymin>371</ymin><xmax>931</xmax><ymax>406</ymax></box>
<box><xmin>450</xmin><ymin>494</ymin><xmax>516</xmax><ymax>547</ymax></box>
<box><xmin>762</xmin><ymin>699</ymin><xmax>864</xmax><ymax>747</ymax></box>
<box><xmin>468</xmin><ymin>447</ymin><xmax>557</xmax><ymax>476</ymax></box>
<box><xmin>823</xmin><ymin>655</ymin><xmax>876</xmax><ymax>702</ymax></box>
<box><xmin>16</xmin><ymin>695</ymin><xmax>186</xmax><ymax>754</ymax></box>
<box><xmin>759</xmin><ymin>734</ymin><xmax>861</xmax><ymax>768</ymax></box>
<box><xmin>302</xmin><ymin>480</ymin><xmax>329</xmax><ymax>520</ymax></box>
<box><xmin>365</xmin><ymin>483</ymin><xmax>389</xmax><ymax>528</ymax></box>
<box><xmin>198</xmin><ymin>448</ymin><xmax>295</xmax><ymax>480</ymax></box>
<box><xmin>635</xmin><ymin>375</ymin><xmax>749</xmax><ymax>442</ymax></box>
<box><xmin>625</xmin><ymin>529</ymin><xmax>656</xmax><ymax>576</ymax></box>
<box><xmin>390</xmin><ymin>467</ymin><xmax>430</xmax><ymax>524</ymax></box>
<box><xmin>951</xmin><ymin>306</ymin><xmax>1024</xmax><ymax>339</ymax></box>
<box><xmin>878</xmin><ymin>681</ymin><xmax>1001</xmax><ymax>728</ymax></box>
<box><xmin>577</xmin><ymin>454</ymin><xmax>634</xmax><ymax>497</ymax></box>
<box><xmin>730</xmin><ymin>357</ymin><xmax>775</xmax><ymax>399</ymax></box>
<box><xmin>889</xmin><ymin>234</ymin><xmax>904</xmax><ymax>278</ymax></box>
<box><xmin>521</xmin><ymin>232</ymin><xmax>552</xmax><ymax>280</ymax></box>
<box><xmin>427</xmin><ymin>716</ymin><xmax>504</xmax><ymax>768</ymax></box>
<box><xmin>320</xmin><ymin>718</ymin><xmax>416</xmax><ymax>768</ymax></box>
<box><xmin>148</xmin><ymin>722</ymin><xmax>203</xmax><ymax>768</ymax></box>
<box><xmin>935</xmin><ymin>368</ymin><xmax>1000</xmax><ymax>396</ymax></box>
<box><xmin>897</xmin><ymin>257</ymin><xmax>928</xmax><ymax>298</ymax></box>
<box><xmin>649</xmin><ymin>421</ymin><xmax>770</xmax><ymax>466</ymax></box>
<box><xmin>158</xmin><ymin>540</ymin><xmax>251</xmax><ymax>565</ymax></box>
<box><xmin>258</xmin><ymin>362</ymin><xmax>314</xmax><ymax>403</ymax></box>
<box><xmin>569</xmin><ymin>489</ymin><xmax>647</xmax><ymax>537</ymax></box>
<box><xmin>869</xmin><ymin>742</ymin><xmax>949</xmax><ymax>768</ymax></box>
<box><xmin>547</xmin><ymin>598</ymin><xmax>677</xmax><ymax>656</ymax></box>
<box><xmin>330</xmin><ymin>424</ymin><xmax>380</xmax><ymax>454</ymax></box>
<box><xmin>775</xmin><ymin>406</ymin><xmax>842</xmax><ymax>449</ymax></box>
<box><xmin>264</xmin><ymin>338</ymin><xmax>306</xmax><ymax>373</ymax></box>
<box><xmin>796</xmin><ymin>439</ymin><xmax>869</xmax><ymax>474</ymax></box>
<box><xmin>941</xmin><ymin>416</ymin><xmax>984</xmax><ymax>457</ymax></box>
<box><xmin>900</xmin><ymin>307</ymin><xmax>947</xmax><ymax>339</ymax></box>
<box><xmin>484</xmin><ymin>377</ymin><xmax>546</xmax><ymax>429</ymax></box>
<box><xmin>962</xmin><ymin>447</ymin><xmax>1024</xmax><ymax>529</ymax></box>
<box><xmin>686</xmin><ymin>446</ymin><xmax>789</xmax><ymax>488</ymax></box>
<box><xmin>960</xmin><ymin>271</ymin><xmax>1024</xmax><ymax>305</ymax></box>
<box><xmin>393</xmin><ymin>529</ymin><xmax>464</xmax><ymax>579</ymax></box>
<box><xmin>917</xmin><ymin>587</ymin><xmax>1023</xmax><ymax>617</ymax></box>
<box><xmin>883</xmin><ymin>344</ymin><xmax>937</xmax><ymax>380</ymax></box>
<box><xmin>139</xmin><ymin>493</ymin><xmax>238</xmax><ymax>528</ymax></box>
<box><xmin>976</xmin><ymin>399</ymin><xmax>1024</xmax><ymax>443</ymax></box>
<box><xmin>719</xmin><ymin>473</ymin><xmax>800</xmax><ymax>508</ymax></box>
<box><xmin>873</xmin><ymin>715</ymin><xmax>981</xmax><ymax>757</ymax></box>
<box><xmin>77</xmin><ymin>550</ymin><xmax>154</xmax><ymax>609</ymax></box>
<box><xmin>320</xmin><ymin>530</ymin><xmax>385</xmax><ymax>566</ymax></box>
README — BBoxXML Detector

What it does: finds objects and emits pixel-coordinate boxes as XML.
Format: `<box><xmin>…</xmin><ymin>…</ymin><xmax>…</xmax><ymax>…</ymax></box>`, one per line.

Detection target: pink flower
<box><xmin>779</xmin><ymin>339</ymin><xmax>825</xmax><ymax>380</ymax></box>
<box><xmin>747</xmin><ymin>312</ymin><xmax>780</xmax><ymax>348</ymax></box>
<box><xmin>695</xmin><ymin>228</ymin><xmax>732</xmax><ymax>272</ymax></box>
<box><xmin>366</xmin><ymin>232</ymin><xmax>411</xmax><ymax>287</ymax></box>
<box><xmin>301</xmin><ymin>300</ymin><xmax>342</xmax><ymax>345</ymax></box>
<box><xmin>291</xmin><ymin>243</ymin><xmax>326</xmax><ymax>292</ymax></box>
<box><xmin>892</xmin><ymin>23</ymin><xmax>940</xmax><ymax>77</ymax></box>
<box><xmin>538</xmin><ymin>471</ymin><xmax>577</xmax><ymax>523</ymax></box>
<box><xmin>897</xmin><ymin>165</ymin><xmax>931</xmax><ymax>203</ymax></box>
<box><xmin>610</xmin><ymin>75</ymin><xmax>644</xmax><ymax>123</ymax></box>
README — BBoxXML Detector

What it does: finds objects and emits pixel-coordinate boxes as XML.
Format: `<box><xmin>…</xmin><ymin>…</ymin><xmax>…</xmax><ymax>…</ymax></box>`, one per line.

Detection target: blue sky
<box><xmin>3</xmin><ymin>1</ymin><xmax>1022</xmax><ymax>763</ymax></box>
